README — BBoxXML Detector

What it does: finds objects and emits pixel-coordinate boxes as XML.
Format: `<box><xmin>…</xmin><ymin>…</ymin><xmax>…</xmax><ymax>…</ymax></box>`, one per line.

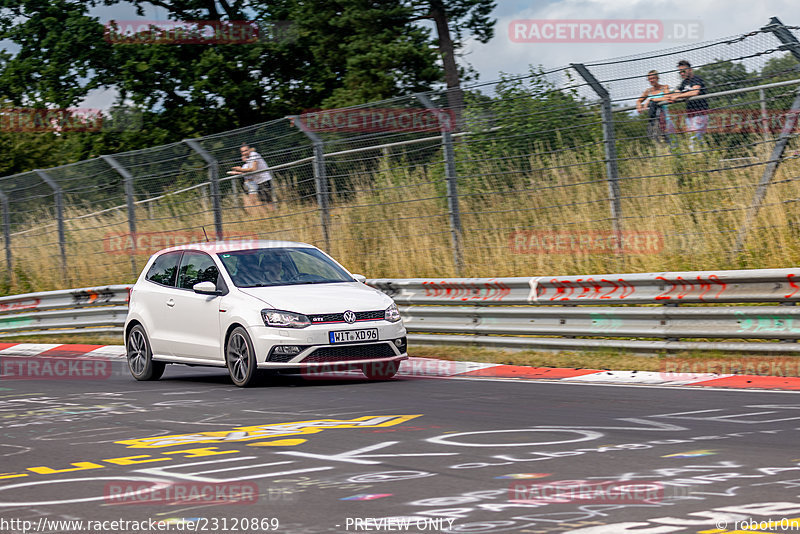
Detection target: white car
<box><xmin>124</xmin><ymin>240</ymin><xmax>407</xmax><ymax>386</ymax></box>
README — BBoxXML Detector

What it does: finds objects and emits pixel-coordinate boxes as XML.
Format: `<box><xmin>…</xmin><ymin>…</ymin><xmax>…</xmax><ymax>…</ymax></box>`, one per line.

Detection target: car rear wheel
<box><xmin>126</xmin><ymin>324</ymin><xmax>166</xmax><ymax>381</ymax></box>
<box><xmin>226</xmin><ymin>327</ymin><xmax>258</xmax><ymax>387</ymax></box>
<box><xmin>362</xmin><ymin>360</ymin><xmax>399</xmax><ymax>380</ymax></box>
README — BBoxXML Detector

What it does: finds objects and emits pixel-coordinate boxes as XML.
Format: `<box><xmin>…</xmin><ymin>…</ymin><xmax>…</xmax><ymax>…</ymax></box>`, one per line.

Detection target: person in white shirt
<box><xmin>229</xmin><ymin>143</ymin><xmax>274</xmax><ymax>209</ymax></box>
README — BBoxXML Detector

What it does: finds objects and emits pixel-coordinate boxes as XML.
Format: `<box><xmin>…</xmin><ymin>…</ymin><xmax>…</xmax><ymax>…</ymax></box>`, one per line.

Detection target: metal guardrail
<box><xmin>0</xmin><ymin>285</ymin><xmax>130</xmax><ymax>338</ymax></box>
<box><xmin>368</xmin><ymin>268</ymin><xmax>800</xmax><ymax>353</ymax></box>
<box><xmin>4</xmin><ymin>268</ymin><xmax>800</xmax><ymax>353</ymax></box>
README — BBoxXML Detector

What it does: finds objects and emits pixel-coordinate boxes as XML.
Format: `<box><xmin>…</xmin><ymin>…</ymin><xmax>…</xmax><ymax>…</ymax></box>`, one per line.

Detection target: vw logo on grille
<box><xmin>343</xmin><ymin>310</ymin><xmax>357</xmax><ymax>324</ymax></box>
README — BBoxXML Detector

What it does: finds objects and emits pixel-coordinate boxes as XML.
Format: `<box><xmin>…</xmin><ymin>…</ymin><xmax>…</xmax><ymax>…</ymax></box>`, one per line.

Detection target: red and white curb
<box><xmin>2</xmin><ymin>343</ymin><xmax>800</xmax><ymax>390</ymax></box>
<box><xmin>0</xmin><ymin>343</ymin><xmax>127</xmax><ymax>359</ymax></box>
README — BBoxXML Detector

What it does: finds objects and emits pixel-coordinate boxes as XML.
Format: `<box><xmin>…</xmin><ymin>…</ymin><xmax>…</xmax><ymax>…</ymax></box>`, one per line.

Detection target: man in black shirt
<box><xmin>667</xmin><ymin>60</ymin><xmax>709</xmax><ymax>148</ymax></box>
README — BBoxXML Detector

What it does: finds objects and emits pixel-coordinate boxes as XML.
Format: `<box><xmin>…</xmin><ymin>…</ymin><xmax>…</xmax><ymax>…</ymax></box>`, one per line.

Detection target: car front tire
<box><xmin>226</xmin><ymin>327</ymin><xmax>259</xmax><ymax>387</ymax></box>
<box><xmin>126</xmin><ymin>324</ymin><xmax>166</xmax><ymax>381</ymax></box>
<box><xmin>363</xmin><ymin>360</ymin><xmax>399</xmax><ymax>380</ymax></box>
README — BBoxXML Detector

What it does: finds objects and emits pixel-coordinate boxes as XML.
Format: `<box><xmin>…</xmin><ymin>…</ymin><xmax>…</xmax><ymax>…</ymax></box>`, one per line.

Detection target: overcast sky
<box><xmin>464</xmin><ymin>0</ymin><xmax>797</xmax><ymax>81</ymax></box>
<box><xmin>77</xmin><ymin>0</ymin><xmax>800</xmax><ymax>110</ymax></box>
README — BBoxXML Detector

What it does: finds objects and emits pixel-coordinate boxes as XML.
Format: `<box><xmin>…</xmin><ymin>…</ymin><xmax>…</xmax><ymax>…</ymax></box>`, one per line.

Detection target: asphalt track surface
<box><xmin>2</xmin><ymin>359</ymin><xmax>800</xmax><ymax>534</ymax></box>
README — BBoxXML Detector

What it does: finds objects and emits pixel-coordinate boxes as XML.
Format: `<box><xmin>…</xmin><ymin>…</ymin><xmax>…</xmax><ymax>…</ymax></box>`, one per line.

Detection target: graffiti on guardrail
<box><xmin>0</xmin><ymin>299</ymin><xmax>40</xmax><ymax>313</ymax></box>
<box><xmin>590</xmin><ymin>313</ymin><xmax>623</xmax><ymax>333</ymax></box>
<box><xmin>654</xmin><ymin>274</ymin><xmax>727</xmax><ymax>301</ymax></box>
<box><xmin>0</xmin><ymin>316</ymin><xmax>34</xmax><ymax>328</ymax></box>
<box><xmin>421</xmin><ymin>280</ymin><xmax>511</xmax><ymax>302</ymax></box>
<box><xmin>532</xmin><ymin>278</ymin><xmax>637</xmax><ymax>302</ymax></box>
<box><xmin>528</xmin><ymin>274</ymin><xmax>734</xmax><ymax>302</ymax></box>
<box><xmin>785</xmin><ymin>274</ymin><xmax>800</xmax><ymax>299</ymax></box>
<box><xmin>70</xmin><ymin>289</ymin><xmax>117</xmax><ymax>306</ymax></box>
<box><xmin>735</xmin><ymin>311</ymin><xmax>800</xmax><ymax>334</ymax></box>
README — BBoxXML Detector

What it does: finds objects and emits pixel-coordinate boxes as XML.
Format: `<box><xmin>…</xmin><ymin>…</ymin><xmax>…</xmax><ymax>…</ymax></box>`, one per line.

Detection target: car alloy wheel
<box><xmin>226</xmin><ymin>326</ymin><xmax>258</xmax><ymax>387</ymax></box>
<box><xmin>126</xmin><ymin>324</ymin><xmax>166</xmax><ymax>381</ymax></box>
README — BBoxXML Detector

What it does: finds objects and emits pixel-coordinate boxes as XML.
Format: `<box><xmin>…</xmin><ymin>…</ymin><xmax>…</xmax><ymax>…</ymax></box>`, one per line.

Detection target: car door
<box><xmin>137</xmin><ymin>251</ymin><xmax>182</xmax><ymax>357</ymax></box>
<box><xmin>167</xmin><ymin>250</ymin><xmax>223</xmax><ymax>360</ymax></box>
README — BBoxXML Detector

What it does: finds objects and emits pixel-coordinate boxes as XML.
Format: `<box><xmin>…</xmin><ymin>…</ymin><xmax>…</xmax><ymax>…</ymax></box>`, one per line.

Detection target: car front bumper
<box><xmin>250</xmin><ymin>321</ymin><xmax>408</xmax><ymax>369</ymax></box>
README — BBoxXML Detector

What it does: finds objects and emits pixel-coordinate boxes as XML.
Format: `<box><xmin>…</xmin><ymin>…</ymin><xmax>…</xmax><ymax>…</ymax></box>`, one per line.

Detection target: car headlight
<box><xmin>261</xmin><ymin>309</ymin><xmax>311</xmax><ymax>328</ymax></box>
<box><xmin>384</xmin><ymin>303</ymin><xmax>401</xmax><ymax>323</ymax></box>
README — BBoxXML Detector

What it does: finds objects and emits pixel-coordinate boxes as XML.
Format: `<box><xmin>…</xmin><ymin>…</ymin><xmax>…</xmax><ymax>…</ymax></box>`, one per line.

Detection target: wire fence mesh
<box><xmin>1</xmin><ymin>17</ymin><xmax>799</xmax><ymax>293</ymax></box>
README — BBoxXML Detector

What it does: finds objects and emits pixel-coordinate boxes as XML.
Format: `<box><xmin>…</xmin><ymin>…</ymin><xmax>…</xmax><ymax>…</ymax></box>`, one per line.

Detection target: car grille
<box><xmin>268</xmin><ymin>352</ymin><xmax>295</xmax><ymax>363</ymax></box>
<box><xmin>301</xmin><ymin>343</ymin><xmax>396</xmax><ymax>363</ymax></box>
<box><xmin>267</xmin><ymin>345</ymin><xmax>310</xmax><ymax>363</ymax></box>
<box><xmin>309</xmin><ymin>310</ymin><xmax>384</xmax><ymax>324</ymax></box>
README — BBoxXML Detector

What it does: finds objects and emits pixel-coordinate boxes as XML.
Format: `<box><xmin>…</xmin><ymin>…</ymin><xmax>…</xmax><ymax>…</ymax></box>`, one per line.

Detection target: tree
<box><xmin>257</xmin><ymin>0</ymin><xmax>443</xmax><ymax>109</ymax></box>
<box><xmin>759</xmin><ymin>52</ymin><xmax>800</xmax><ymax>129</ymax></box>
<box><xmin>407</xmin><ymin>0</ymin><xmax>496</xmax><ymax>122</ymax></box>
<box><xmin>0</xmin><ymin>1</ymin><xmax>432</xmax><ymax>141</ymax></box>
<box><xmin>761</xmin><ymin>52</ymin><xmax>800</xmax><ymax>81</ymax></box>
<box><xmin>461</xmin><ymin>66</ymin><xmax>601</xmax><ymax>186</ymax></box>
<box><xmin>0</xmin><ymin>0</ymin><xmax>498</xmax><ymax>172</ymax></box>
<box><xmin>0</xmin><ymin>1</ymin><xmax>114</xmax><ymax>108</ymax></box>
<box><xmin>695</xmin><ymin>59</ymin><xmax>751</xmax><ymax>94</ymax></box>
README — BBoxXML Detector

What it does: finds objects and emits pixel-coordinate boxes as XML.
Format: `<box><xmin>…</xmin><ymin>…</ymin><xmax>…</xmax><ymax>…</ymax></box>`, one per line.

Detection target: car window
<box><xmin>177</xmin><ymin>251</ymin><xmax>220</xmax><ymax>290</ymax></box>
<box><xmin>286</xmin><ymin>249</ymin><xmax>349</xmax><ymax>280</ymax></box>
<box><xmin>219</xmin><ymin>247</ymin><xmax>352</xmax><ymax>287</ymax></box>
<box><xmin>145</xmin><ymin>251</ymin><xmax>182</xmax><ymax>287</ymax></box>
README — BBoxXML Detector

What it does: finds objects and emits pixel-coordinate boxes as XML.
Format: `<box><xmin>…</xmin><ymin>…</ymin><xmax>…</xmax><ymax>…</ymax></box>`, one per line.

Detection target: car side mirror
<box><xmin>352</xmin><ymin>274</ymin><xmax>367</xmax><ymax>284</ymax></box>
<box><xmin>193</xmin><ymin>281</ymin><xmax>221</xmax><ymax>295</ymax></box>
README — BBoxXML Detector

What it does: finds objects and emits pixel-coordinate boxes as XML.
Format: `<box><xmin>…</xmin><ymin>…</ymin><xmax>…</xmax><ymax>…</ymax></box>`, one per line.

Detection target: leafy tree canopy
<box><xmin>0</xmin><ymin>0</ymin><xmax>496</xmax><ymax>172</ymax></box>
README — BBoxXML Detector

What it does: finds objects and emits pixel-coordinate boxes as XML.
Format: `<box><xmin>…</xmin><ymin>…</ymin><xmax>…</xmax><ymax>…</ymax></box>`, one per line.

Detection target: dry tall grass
<box><xmin>5</xmin><ymin>138</ymin><xmax>800</xmax><ymax>294</ymax></box>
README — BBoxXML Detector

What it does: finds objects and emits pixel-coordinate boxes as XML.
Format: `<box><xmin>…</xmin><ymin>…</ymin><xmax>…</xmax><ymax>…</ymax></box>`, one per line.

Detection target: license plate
<box><xmin>329</xmin><ymin>328</ymin><xmax>378</xmax><ymax>344</ymax></box>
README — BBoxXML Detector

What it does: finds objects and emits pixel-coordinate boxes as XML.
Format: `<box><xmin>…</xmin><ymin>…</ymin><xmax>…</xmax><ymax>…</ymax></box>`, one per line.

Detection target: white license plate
<box><xmin>329</xmin><ymin>328</ymin><xmax>378</xmax><ymax>344</ymax></box>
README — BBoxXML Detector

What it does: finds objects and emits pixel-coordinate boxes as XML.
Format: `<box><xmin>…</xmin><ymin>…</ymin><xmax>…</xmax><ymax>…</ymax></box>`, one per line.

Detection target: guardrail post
<box><xmin>733</xmin><ymin>87</ymin><xmax>800</xmax><ymax>256</ymax></box>
<box><xmin>289</xmin><ymin>116</ymin><xmax>331</xmax><ymax>250</ymax></box>
<box><xmin>571</xmin><ymin>64</ymin><xmax>623</xmax><ymax>254</ymax></box>
<box><xmin>101</xmin><ymin>155</ymin><xmax>138</xmax><ymax>279</ymax></box>
<box><xmin>34</xmin><ymin>169</ymin><xmax>68</xmax><ymax>284</ymax></box>
<box><xmin>184</xmin><ymin>139</ymin><xmax>224</xmax><ymax>240</ymax></box>
<box><xmin>415</xmin><ymin>93</ymin><xmax>464</xmax><ymax>275</ymax></box>
<box><xmin>0</xmin><ymin>191</ymin><xmax>11</xmax><ymax>281</ymax></box>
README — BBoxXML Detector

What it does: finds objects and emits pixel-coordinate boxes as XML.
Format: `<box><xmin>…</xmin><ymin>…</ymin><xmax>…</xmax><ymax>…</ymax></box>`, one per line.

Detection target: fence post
<box><xmin>101</xmin><ymin>155</ymin><xmax>139</xmax><ymax>279</ymax></box>
<box><xmin>289</xmin><ymin>116</ymin><xmax>331</xmax><ymax>250</ymax></box>
<box><xmin>0</xmin><ymin>191</ymin><xmax>11</xmax><ymax>280</ymax></box>
<box><xmin>571</xmin><ymin>64</ymin><xmax>623</xmax><ymax>250</ymax></box>
<box><xmin>34</xmin><ymin>169</ymin><xmax>68</xmax><ymax>283</ymax></box>
<box><xmin>759</xmin><ymin>88</ymin><xmax>769</xmax><ymax>149</ymax></box>
<box><xmin>184</xmin><ymin>139</ymin><xmax>224</xmax><ymax>240</ymax></box>
<box><xmin>415</xmin><ymin>93</ymin><xmax>464</xmax><ymax>275</ymax></box>
<box><xmin>733</xmin><ymin>88</ymin><xmax>800</xmax><ymax>255</ymax></box>
<box><xmin>764</xmin><ymin>16</ymin><xmax>800</xmax><ymax>62</ymax></box>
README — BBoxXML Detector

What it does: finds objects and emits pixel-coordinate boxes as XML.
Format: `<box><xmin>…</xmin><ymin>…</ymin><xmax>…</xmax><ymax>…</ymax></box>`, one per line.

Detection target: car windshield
<box><xmin>218</xmin><ymin>247</ymin><xmax>354</xmax><ymax>288</ymax></box>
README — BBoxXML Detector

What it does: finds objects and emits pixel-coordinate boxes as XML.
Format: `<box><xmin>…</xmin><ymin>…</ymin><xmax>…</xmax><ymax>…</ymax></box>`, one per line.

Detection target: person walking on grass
<box><xmin>229</xmin><ymin>143</ymin><xmax>275</xmax><ymax>210</ymax></box>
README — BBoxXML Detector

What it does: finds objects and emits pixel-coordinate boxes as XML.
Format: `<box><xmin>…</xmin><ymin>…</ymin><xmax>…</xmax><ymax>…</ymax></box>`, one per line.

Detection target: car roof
<box><xmin>157</xmin><ymin>240</ymin><xmax>317</xmax><ymax>255</ymax></box>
